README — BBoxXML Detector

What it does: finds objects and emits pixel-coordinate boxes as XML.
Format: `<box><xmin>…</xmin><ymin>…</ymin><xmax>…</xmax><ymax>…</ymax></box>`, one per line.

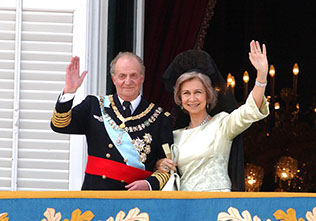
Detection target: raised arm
<box><xmin>64</xmin><ymin>56</ymin><xmax>88</xmax><ymax>93</ymax></box>
<box><xmin>249</xmin><ymin>40</ymin><xmax>268</xmax><ymax>109</ymax></box>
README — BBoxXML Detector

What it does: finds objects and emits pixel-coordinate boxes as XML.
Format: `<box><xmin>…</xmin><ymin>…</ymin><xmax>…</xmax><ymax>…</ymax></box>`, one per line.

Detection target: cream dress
<box><xmin>173</xmin><ymin>92</ymin><xmax>269</xmax><ymax>191</ymax></box>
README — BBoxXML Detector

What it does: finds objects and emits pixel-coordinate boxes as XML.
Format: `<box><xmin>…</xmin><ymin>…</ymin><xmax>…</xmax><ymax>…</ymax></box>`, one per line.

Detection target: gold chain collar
<box><xmin>100</xmin><ymin>95</ymin><xmax>157</xmax><ymax>129</ymax></box>
<box><xmin>109</xmin><ymin>94</ymin><xmax>155</xmax><ymax>122</ymax></box>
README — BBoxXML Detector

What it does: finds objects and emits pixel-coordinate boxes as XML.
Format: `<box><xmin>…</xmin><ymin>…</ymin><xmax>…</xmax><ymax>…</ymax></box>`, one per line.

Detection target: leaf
<box><xmin>115</xmin><ymin>211</ymin><xmax>126</xmax><ymax>221</ymax></box>
<box><xmin>274</xmin><ymin>208</ymin><xmax>298</xmax><ymax>221</ymax></box>
<box><xmin>124</xmin><ymin>208</ymin><xmax>140</xmax><ymax>220</ymax></box>
<box><xmin>217</xmin><ymin>212</ymin><xmax>234</xmax><ymax>220</ymax></box>
<box><xmin>288</xmin><ymin>208</ymin><xmax>298</xmax><ymax>219</ymax></box>
<box><xmin>217</xmin><ymin>207</ymin><xmax>249</xmax><ymax>220</ymax></box>
<box><xmin>79</xmin><ymin>211</ymin><xmax>95</xmax><ymax>221</ymax></box>
<box><xmin>128</xmin><ymin>212</ymin><xmax>149</xmax><ymax>221</ymax></box>
<box><xmin>0</xmin><ymin>213</ymin><xmax>9</xmax><ymax>221</ymax></box>
<box><xmin>69</xmin><ymin>209</ymin><xmax>94</xmax><ymax>221</ymax></box>
<box><xmin>70</xmin><ymin>209</ymin><xmax>81</xmax><ymax>221</ymax></box>
<box><xmin>306</xmin><ymin>212</ymin><xmax>313</xmax><ymax>221</ymax></box>
<box><xmin>241</xmin><ymin>210</ymin><xmax>253</xmax><ymax>221</ymax></box>
<box><xmin>125</xmin><ymin>208</ymin><xmax>150</xmax><ymax>220</ymax></box>
<box><xmin>253</xmin><ymin>215</ymin><xmax>261</xmax><ymax>221</ymax></box>
<box><xmin>42</xmin><ymin>208</ymin><xmax>62</xmax><ymax>221</ymax></box>
<box><xmin>106</xmin><ymin>208</ymin><xmax>149</xmax><ymax>221</ymax></box>
<box><xmin>274</xmin><ymin>210</ymin><xmax>288</xmax><ymax>220</ymax></box>
<box><xmin>228</xmin><ymin>207</ymin><xmax>244</xmax><ymax>220</ymax></box>
<box><xmin>43</xmin><ymin>208</ymin><xmax>56</xmax><ymax>221</ymax></box>
<box><xmin>306</xmin><ymin>207</ymin><xmax>316</xmax><ymax>221</ymax></box>
<box><xmin>217</xmin><ymin>207</ymin><xmax>270</xmax><ymax>221</ymax></box>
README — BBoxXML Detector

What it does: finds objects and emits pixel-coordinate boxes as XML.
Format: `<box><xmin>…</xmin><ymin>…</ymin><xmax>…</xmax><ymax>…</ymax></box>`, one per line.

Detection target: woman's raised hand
<box><xmin>64</xmin><ymin>56</ymin><xmax>88</xmax><ymax>93</ymax></box>
<box><xmin>249</xmin><ymin>40</ymin><xmax>268</xmax><ymax>82</ymax></box>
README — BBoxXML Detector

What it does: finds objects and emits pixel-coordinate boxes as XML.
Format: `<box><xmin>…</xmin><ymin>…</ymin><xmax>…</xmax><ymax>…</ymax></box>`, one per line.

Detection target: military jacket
<box><xmin>51</xmin><ymin>93</ymin><xmax>173</xmax><ymax>190</ymax></box>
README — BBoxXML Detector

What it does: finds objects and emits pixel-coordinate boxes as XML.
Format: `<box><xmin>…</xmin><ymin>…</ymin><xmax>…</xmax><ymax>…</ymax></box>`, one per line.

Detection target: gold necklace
<box><xmin>108</xmin><ymin>95</ymin><xmax>155</xmax><ymax>129</ymax></box>
<box><xmin>100</xmin><ymin>95</ymin><xmax>159</xmax><ymax>130</ymax></box>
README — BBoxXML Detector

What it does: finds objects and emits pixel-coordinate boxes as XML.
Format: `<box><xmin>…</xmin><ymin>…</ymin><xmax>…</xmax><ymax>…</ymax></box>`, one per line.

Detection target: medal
<box><xmin>115</xmin><ymin>131</ymin><xmax>124</xmax><ymax>146</ymax></box>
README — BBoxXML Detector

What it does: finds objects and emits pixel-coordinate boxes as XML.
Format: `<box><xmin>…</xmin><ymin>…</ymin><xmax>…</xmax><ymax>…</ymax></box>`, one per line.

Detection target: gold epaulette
<box><xmin>151</xmin><ymin>170</ymin><xmax>171</xmax><ymax>190</ymax></box>
<box><xmin>51</xmin><ymin>109</ymin><xmax>72</xmax><ymax>128</ymax></box>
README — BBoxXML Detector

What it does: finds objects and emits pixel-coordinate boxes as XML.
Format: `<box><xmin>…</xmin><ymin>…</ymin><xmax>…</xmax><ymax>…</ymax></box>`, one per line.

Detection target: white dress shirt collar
<box><xmin>117</xmin><ymin>94</ymin><xmax>141</xmax><ymax>114</ymax></box>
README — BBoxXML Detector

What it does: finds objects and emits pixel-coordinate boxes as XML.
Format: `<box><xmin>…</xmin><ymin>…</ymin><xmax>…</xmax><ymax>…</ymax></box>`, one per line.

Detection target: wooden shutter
<box><xmin>0</xmin><ymin>8</ymin><xmax>16</xmax><ymax>190</ymax></box>
<box><xmin>0</xmin><ymin>5</ymin><xmax>74</xmax><ymax>190</ymax></box>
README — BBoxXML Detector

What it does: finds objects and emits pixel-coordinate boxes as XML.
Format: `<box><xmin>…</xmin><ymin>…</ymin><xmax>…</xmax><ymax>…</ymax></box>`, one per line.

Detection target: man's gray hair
<box><xmin>110</xmin><ymin>52</ymin><xmax>145</xmax><ymax>76</ymax></box>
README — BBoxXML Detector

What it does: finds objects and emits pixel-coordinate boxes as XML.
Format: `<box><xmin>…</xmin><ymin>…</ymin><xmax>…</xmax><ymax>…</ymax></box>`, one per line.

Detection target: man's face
<box><xmin>112</xmin><ymin>56</ymin><xmax>144</xmax><ymax>101</ymax></box>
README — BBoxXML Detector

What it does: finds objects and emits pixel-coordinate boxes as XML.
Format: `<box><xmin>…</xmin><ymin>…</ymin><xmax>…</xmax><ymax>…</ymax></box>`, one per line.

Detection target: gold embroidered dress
<box><xmin>173</xmin><ymin>92</ymin><xmax>269</xmax><ymax>191</ymax></box>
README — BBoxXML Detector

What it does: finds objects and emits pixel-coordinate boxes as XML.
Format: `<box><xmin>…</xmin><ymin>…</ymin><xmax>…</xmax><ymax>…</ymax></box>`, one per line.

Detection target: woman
<box><xmin>157</xmin><ymin>41</ymin><xmax>269</xmax><ymax>191</ymax></box>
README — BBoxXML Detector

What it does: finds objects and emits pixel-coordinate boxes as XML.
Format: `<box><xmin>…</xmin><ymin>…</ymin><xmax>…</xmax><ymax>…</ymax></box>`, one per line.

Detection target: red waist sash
<box><xmin>85</xmin><ymin>155</ymin><xmax>153</xmax><ymax>184</ymax></box>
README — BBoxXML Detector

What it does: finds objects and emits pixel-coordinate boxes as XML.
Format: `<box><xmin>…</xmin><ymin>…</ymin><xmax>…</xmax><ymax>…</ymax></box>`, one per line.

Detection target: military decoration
<box><xmin>132</xmin><ymin>134</ymin><xmax>152</xmax><ymax>163</ymax></box>
<box><xmin>143</xmin><ymin>133</ymin><xmax>152</xmax><ymax>144</ymax></box>
<box><xmin>133</xmin><ymin>138</ymin><xmax>146</xmax><ymax>152</ymax></box>
<box><xmin>115</xmin><ymin>132</ymin><xmax>124</xmax><ymax>146</ymax></box>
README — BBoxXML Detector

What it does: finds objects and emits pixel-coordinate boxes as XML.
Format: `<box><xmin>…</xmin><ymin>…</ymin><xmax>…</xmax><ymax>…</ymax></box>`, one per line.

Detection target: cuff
<box><xmin>247</xmin><ymin>91</ymin><xmax>269</xmax><ymax>118</ymax></box>
<box><xmin>146</xmin><ymin>170</ymin><xmax>170</xmax><ymax>190</ymax></box>
<box><xmin>59</xmin><ymin>90</ymin><xmax>76</xmax><ymax>103</ymax></box>
<box><xmin>144</xmin><ymin>180</ymin><xmax>152</xmax><ymax>191</ymax></box>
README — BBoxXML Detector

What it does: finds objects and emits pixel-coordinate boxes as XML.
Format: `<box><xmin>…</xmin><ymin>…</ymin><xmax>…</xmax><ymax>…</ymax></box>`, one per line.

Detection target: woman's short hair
<box><xmin>110</xmin><ymin>52</ymin><xmax>145</xmax><ymax>76</ymax></box>
<box><xmin>174</xmin><ymin>71</ymin><xmax>218</xmax><ymax>112</ymax></box>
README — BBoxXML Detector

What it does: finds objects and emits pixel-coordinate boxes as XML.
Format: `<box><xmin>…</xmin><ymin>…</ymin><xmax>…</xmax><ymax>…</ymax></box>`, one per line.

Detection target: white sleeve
<box><xmin>220</xmin><ymin>91</ymin><xmax>269</xmax><ymax>140</ymax></box>
<box><xmin>144</xmin><ymin>180</ymin><xmax>152</xmax><ymax>191</ymax></box>
<box><xmin>58</xmin><ymin>91</ymin><xmax>76</xmax><ymax>103</ymax></box>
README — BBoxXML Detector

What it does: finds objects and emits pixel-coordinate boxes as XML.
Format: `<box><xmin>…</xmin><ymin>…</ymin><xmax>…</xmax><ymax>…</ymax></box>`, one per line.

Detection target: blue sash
<box><xmin>96</xmin><ymin>95</ymin><xmax>145</xmax><ymax>170</ymax></box>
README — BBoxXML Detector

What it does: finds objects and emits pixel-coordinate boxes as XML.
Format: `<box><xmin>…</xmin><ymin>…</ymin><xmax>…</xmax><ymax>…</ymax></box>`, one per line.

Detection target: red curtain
<box><xmin>143</xmin><ymin>0</ymin><xmax>216</xmax><ymax>111</ymax></box>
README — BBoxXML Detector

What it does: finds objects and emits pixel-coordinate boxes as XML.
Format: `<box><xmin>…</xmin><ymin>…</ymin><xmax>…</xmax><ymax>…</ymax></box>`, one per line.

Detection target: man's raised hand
<box><xmin>64</xmin><ymin>56</ymin><xmax>88</xmax><ymax>93</ymax></box>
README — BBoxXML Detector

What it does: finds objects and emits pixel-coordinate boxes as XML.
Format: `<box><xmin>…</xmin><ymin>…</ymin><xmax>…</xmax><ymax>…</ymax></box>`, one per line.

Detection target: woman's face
<box><xmin>180</xmin><ymin>78</ymin><xmax>207</xmax><ymax>117</ymax></box>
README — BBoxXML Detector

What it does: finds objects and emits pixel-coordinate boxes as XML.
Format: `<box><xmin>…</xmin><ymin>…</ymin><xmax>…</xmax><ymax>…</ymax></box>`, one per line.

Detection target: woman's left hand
<box><xmin>249</xmin><ymin>40</ymin><xmax>268</xmax><ymax>80</ymax></box>
<box><xmin>249</xmin><ymin>40</ymin><xmax>269</xmax><ymax>109</ymax></box>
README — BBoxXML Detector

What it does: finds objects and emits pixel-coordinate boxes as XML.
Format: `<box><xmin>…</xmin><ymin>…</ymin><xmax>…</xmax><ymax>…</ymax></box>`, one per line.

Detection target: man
<box><xmin>51</xmin><ymin>52</ymin><xmax>173</xmax><ymax>190</ymax></box>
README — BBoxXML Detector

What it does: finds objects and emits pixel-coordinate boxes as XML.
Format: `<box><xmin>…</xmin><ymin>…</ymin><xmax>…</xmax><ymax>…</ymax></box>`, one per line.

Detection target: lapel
<box><xmin>112</xmin><ymin>93</ymin><xmax>124</xmax><ymax>115</ymax></box>
<box><xmin>133</xmin><ymin>96</ymin><xmax>149</xmax><ymax>116</ymax></box>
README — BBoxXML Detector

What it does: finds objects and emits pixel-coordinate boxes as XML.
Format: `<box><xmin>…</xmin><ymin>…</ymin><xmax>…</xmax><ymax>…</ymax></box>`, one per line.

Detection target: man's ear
<box><xmin>141</xmin><ymin>73</ymin><xmax>145</xmax><ymax>83</ymax></box>
<box><xmin>111</xmin><ymin>74</ymin><xmax>116</xmax><ymax>85</ymax></box>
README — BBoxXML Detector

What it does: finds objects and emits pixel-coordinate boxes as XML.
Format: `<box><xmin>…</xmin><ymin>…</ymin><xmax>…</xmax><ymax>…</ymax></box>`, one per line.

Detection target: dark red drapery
<box><xmin>143</xmin><ymin>0</ymin><xmax>216</xmax><ymax>111</ymax></box>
